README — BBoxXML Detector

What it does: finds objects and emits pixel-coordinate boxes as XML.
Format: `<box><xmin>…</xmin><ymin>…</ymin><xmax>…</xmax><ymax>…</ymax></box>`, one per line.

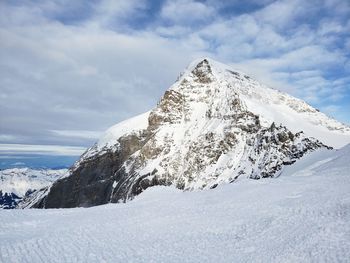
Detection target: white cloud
<box><xmin>11</xmin><ymin>162</ymin><xmax>26</xmax><ymax>166</ymax></box>
<box><xmin>160</xmin><ymin>0</ymin><xmax>215</xmax><ymax>25</ymax></box>
<box><xmin>50</xmin><ymin>130</ymin><xmax>102</xmax><ymax>140</ymax></box>
<box><xmin>0</xmin><ymin>135</ymin><xmax>16</xmax><ymax>142</ymax></box>
<box><xmin>255</xmin><ymin>0</ymin><xmax>307</xmax><ymax>29</ymax></box>
<box><xmin>88</xmin><ymin>0</ymin><xmax>148</xmax><ymax>28</ymax></box>
<box><xmin>0</xmin><ymin>144</ymin><xmax>85</xmax><ymax>156</ymax></box>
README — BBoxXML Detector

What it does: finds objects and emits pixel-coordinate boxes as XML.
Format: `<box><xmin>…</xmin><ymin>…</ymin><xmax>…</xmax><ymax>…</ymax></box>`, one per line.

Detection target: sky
<box><xmin>0</xmin><ymin>0</ymin><xmax>350</xmax><ymax>167</ymax></box>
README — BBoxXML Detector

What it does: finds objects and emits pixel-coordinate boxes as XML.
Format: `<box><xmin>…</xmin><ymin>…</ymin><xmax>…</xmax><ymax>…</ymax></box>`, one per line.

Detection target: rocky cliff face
<box><xmin>30</xmin><ymin>59</ymin><xmax>349</xmax><ymax>208</ymax></box>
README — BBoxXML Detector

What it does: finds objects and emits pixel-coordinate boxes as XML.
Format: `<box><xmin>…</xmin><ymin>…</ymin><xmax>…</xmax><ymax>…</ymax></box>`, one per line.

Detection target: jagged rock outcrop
<box><xmin>30</xmin><ymin>58</ymin><xmax>349</xmax><ymax>208</ymax></box>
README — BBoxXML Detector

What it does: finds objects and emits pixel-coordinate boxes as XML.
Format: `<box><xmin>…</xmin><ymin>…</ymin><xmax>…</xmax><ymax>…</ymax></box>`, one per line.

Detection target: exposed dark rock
<box><xmin>0</xmin><ymin>191</ymin><xmax>21</xmax><ymax>209</ymax></box>
<box><xmin>191</xmin><ymin>59</ymin><xmax>213</xmax><ymax>83</ymax></box>
<box><xmin>148</xmin><ymin>90</ymin><xmax>184</xmax><ymax>130</ymax></box>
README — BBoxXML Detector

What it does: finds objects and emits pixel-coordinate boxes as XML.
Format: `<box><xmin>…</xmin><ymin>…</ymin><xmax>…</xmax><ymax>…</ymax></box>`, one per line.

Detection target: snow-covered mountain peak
<box><xmin>31</xmin><ymin>58</ymin><xmax>350</xmax><ymax>208</ymax></box>
<box><xmin>168</xmin><ymin>58</ymin><xmax>350</xmax><ymax>148</ymax></box>
<box><xmin>87</xmin><ymin>58</ymin><xmax>349</xmax><ymax>157</ymax></box>
<box><xmin>188</xmin><ymin>58</ymin><xmax>215</xmax><ymax>83</ymax></box>
<box><xmin>78</xmin><ymin>58</ymin><xmax>350</xmax><ymax>175</ymax></box>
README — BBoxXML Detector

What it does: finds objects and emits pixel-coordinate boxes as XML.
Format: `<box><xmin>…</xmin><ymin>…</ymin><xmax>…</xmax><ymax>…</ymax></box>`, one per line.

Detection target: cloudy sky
<box><xmin>0</xmin><ymin>0</ymin><xmax>350</xmax><ymax>160</ymax></box>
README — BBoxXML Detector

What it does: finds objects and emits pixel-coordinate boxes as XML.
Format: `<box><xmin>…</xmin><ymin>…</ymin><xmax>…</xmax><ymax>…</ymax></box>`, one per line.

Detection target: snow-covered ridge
<box><xmin>174</xmin><ymin>58</ymin><xmax>350</xmax><ymax>148</ymax></box>
<box><xmin>98</xmin><ymin>111</ymin><xmax>151</xmax><ymax>149</ymax></box>
<box><xmin>73</xmin><ymin>111</ymin><xmax>150</xmax><ymax>168</ymax></box>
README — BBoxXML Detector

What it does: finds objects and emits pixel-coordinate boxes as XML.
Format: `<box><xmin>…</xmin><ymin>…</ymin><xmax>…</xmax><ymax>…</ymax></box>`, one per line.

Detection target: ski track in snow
<box><xmin>1</xmin><ymin>147</ymin><xmax>350</xmax><ymax>262</ymax></box>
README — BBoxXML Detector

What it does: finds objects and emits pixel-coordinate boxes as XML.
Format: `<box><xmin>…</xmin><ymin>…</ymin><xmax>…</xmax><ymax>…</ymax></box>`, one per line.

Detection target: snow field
<box><xmin>1</xmin><ymin>146</ymin><xmax>349</xmax><ymax>262</ymax></box>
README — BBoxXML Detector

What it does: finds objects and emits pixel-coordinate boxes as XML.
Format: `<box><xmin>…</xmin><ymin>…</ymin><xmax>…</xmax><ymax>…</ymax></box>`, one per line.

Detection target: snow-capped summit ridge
<box><xmin>176</xmin><ymin>57</ymin><xmax>260</xmax><ymax>86</ymax></box>
<box><xmin>169</xmin><ymin>58</ymin><xmax>349</xmax><ymax>148</ymax></box>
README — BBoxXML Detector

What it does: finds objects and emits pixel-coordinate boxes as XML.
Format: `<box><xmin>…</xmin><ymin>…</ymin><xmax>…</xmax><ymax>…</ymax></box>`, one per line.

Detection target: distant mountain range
<box><xmin>0</xmin><ymin>168</ymin><xmax>67</xmax><ymax>209</ymax></box>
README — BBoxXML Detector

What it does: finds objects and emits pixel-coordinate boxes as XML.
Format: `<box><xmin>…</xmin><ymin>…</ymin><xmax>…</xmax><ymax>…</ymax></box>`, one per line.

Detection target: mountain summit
<box><xmin>30</xmin><ymin>58</ymin><xmax>350</xmax><ymax>208</ymax></box>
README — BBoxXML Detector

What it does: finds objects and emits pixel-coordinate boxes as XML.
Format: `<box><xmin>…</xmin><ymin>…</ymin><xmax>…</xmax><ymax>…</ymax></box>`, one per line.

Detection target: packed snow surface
<box><xmin>1</xmin><ymin>145</ymin><xmax>350</xmax><ymax>262</ymax></box>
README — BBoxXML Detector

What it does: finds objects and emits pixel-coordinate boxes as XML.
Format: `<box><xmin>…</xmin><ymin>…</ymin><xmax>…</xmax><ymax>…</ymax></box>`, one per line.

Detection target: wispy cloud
<box><xmin>50</xmin><ymin>130</ymin><xmax>102</xmax><ymax>139</ymax></box>
<box><xmin>0</xmin><ymin>144</ymin><xmax>85</xmax><ymax>156</ymax></box>
<box><xmin>160</xmin><ymin>0</ymin><xmax>215</xmax><ymax>25</ymax></box>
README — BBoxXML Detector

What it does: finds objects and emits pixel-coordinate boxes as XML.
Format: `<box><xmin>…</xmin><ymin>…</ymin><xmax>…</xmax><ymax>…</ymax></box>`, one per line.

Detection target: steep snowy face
<box><xmin>32</xmin><ymin>59</ymin><xmax>349</xmax><ymax>208</ymax></box>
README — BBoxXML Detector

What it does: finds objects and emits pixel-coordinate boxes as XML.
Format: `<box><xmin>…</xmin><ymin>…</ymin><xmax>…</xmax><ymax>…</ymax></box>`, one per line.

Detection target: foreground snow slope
<box><xmin>1</xmin><ymin>145</ymin><xmax>349</xmax><ymax>262</ymax></box>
